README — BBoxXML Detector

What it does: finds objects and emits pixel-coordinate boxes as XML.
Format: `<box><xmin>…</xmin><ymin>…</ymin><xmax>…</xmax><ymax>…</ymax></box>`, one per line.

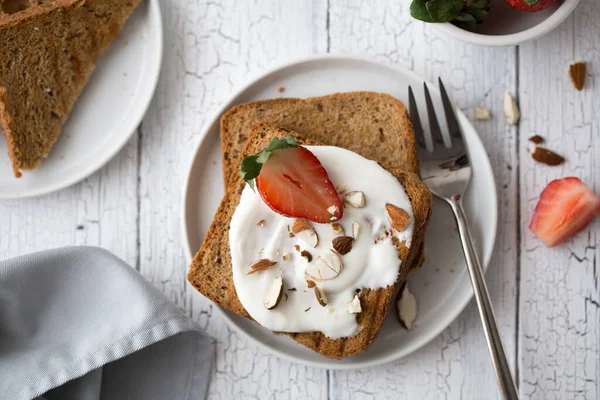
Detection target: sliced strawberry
<box><xmin>504</xmin><ymin>0</ymin><xmax>557</xmax><ymax>12</ymax></box>
<box><xmin>255</xmin><ymin>147</ymin><xmax>343</xmax><ymax>223</ymax></box>
<box><xmin>529</xmin><ymin>177</ymin><xmax>600</xmax><ymax>247</ymax></box>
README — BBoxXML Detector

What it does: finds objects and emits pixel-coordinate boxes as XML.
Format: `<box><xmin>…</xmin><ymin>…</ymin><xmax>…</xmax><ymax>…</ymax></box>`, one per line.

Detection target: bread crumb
<box><xmin>278</xmin><ymin>87</ymin><xmax>285</xmax><ymax>93</ymax></box>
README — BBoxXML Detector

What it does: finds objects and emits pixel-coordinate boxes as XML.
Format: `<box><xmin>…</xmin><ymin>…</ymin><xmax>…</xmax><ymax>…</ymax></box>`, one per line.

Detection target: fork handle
<box><xmin>448</xmin><ymin>195</ymin><xmax>519</xmax><ymax>400</ymax></box>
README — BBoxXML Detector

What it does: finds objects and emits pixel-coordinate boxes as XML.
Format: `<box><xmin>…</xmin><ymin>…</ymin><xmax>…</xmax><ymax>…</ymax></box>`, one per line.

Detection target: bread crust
<box><xmin>0</xmin><ymin>0</ymin><xmax>141</xmax><ymax>177</ymax></box>
<box><xmin>188</xmin><ymin>122</ymin><xmax>432</xmax><ymax>359</ymax></box>
<box><xmin>219</xmin><ymin>92</ymin><xmax>419</xmax><ymax>188</ymax></box>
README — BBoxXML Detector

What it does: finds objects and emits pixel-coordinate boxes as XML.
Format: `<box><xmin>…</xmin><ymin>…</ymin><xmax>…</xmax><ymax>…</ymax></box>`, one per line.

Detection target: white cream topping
<box><xmin>229</xmin><ymin>146</ymin><xmax>414</xmax><ymax>339</ymax></box>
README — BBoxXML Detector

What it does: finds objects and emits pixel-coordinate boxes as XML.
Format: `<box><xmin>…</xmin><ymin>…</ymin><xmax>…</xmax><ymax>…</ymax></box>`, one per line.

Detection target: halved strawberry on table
<box><xmin>529</xmin><ymin>177</ymin><xmax>600</xmax><ymax>247</ymax></box>
<box><xmin>239</xmin><ymin>135</ymin><xmax>343</xmax><ymax>223</ymax></box>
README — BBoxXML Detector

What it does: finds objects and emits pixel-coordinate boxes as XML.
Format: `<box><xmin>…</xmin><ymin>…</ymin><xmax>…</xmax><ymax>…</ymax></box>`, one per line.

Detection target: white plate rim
<box><xmin>0</xmin><ymin>0</ymin><xmax>163</xmax><ymax>199</ymax></box>
<box><xmin>182</xmin><ymin>54</ymin><xmax>498</xmax><ymax>369</ymax></box>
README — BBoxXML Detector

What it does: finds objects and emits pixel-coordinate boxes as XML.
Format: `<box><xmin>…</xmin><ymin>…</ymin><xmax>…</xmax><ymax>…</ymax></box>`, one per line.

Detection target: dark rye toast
<box><xmin>219</xmin><ymin>92</ymin><xmax>420</xmax><ymax>188</ymax></box>
<box><xmin>0</xmin><ymin>0</ymin><xmax>141</xmax><ymax>177</ymax></box>
<box><xmin>188</xmin><ymin>122</ymin><xmax>432</xmax><ymax>359</ymax></box>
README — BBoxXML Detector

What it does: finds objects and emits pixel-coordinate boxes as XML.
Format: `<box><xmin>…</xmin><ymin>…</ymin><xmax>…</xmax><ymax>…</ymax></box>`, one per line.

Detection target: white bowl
<box><xmin>433</xmin><ymin>0</ymin><xmax>580</xmax><ymax>47</ymax></box>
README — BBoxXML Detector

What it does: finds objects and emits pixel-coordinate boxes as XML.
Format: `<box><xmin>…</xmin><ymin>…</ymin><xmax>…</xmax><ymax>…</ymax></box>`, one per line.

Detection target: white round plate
<box><xmin>183</xmin><ymin>55</ymin><xmax>498</xmax><ymax>369</ymax></box>
<box><xmin>0</xmin><ymin>0</ymin><xmax>163</xmax><ymax>199</ymax></box>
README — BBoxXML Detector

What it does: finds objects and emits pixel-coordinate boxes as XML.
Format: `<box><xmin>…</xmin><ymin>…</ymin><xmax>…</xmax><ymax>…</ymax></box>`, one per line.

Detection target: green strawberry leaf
<box><xmin>453</xmin><ymin>13</ymin><xmax>477</xmax><ymax>29</ymax></box>
<box><xmin>238</xmin><ymin>135</ymin><xmax>301</xmax><ymax>187</ymax></box>
<box><xmin>425</xmin><ymin>0</ymin><xmax>462</xmax><ymax>22</ymax></box>
<box><xmin>410</xmin><ymin>0</ymin><xmax>435</xmax><ymax>22</ymax></box>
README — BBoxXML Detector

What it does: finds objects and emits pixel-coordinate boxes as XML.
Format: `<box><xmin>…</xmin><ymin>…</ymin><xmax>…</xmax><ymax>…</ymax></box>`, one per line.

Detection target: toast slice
<box><xmin>0</xmin><ymin>0</ymin><xmax>141</xmax><ymax>177</ymax></box>
<box><xmin>188</xmin><ymin>122</ymin><xmax>432</xmax><ymax>359</ymax></box>
<box><xmin>220</xmin><ymin>92</ymin><xmax>419</xmax><ymax>188</ymax></box>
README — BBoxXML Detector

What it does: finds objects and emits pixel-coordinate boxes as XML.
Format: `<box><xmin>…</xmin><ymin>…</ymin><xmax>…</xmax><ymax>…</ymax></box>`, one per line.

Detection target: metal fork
<box><xmin>409</xmin><ymin>79</ymin><xmax>519</xmax><ymax>400</ymax></box>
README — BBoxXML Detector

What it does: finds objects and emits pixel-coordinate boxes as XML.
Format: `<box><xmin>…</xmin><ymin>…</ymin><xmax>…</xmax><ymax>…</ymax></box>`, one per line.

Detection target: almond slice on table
<box><xmin>332</xmin><ymin>236</ymin><xmax>354</xmax><ymax>255</ymax></box>
<box><xmin>264</xmin><ymin>275</ymin><xmax>284</xmax><ymax>310</ymax></box>
<box><xmin>386</xmin><ymin>204</ymin><xmax>410</xmax><ymax>232</ymax></box>
<box><xmin>569</xmin><ymin>62</ymin><xmax>586</xmax><ymax>91</ymax></box>
<box><xmin>503</xmin><ymin>92</ymin><xmax>520</xmax><ymax>126</ymax></box>
<box><xmin>344</xmin><ymin>191</ymin><xmax>365</xmax><ymax>208</ymax></box>
<box><xmin>305</xmin><ymin>250</ymin><xmax>343</xmax><ymax>281</ymax></box>
<box><xmin>247</xmin><ymin>259</ymin><xmax>277</xmax><ymax>275</ymax></box>
<box><xmin>292</xmin><ymin>218</ymin><xmax>319</xmax><ymax>248</ymax></box>
<box><xmin>396</xmin><ymin>282</ymin><xmax>417</xmax><ymax>330</ymax></box>
<box><xmin>474</xmin><ymin>107</ymin><xmax>492</xmax><ymax>121</ymax></box>
<box><xmin>347</xmin><ymin>294</ymin><xmax>362</xmax><ymax>314</ymax></box>
<box><xmin>314</xmin><ymin>286</ymin><xmax>328</xmax><ymax>307</ymax></box>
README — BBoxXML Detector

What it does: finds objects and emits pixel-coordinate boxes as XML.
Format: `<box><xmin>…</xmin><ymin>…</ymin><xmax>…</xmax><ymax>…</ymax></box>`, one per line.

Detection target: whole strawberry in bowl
<box><xmin>409</xmin><ymin>0</ymin><xmax>580</xmax><ymax>47</ymax></box>
<box><xmin>504</xmin><ymin>0</ymin><xmax>557</xmax><ymax>12</ymax></box>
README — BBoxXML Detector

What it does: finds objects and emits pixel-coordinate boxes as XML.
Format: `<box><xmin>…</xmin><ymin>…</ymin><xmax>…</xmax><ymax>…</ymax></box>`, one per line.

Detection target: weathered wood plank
<box><xmin>0</xmin><ymin>135</ymin><xmax>139</xmax><ymax>267</ymax></box>
<box><xmin>327</xmin><ymin>1</ymin><xmax>518</xmax><ymax>398</ymax></box>
<box><xmin>518</xmin><ymin>4</ymin><xmax>600</xmax><ymax>399</ymax></box>
<box><xmin>138</xmin><ymin>1</ymin><xmax>328</xmax><ymax>398</ymax></box>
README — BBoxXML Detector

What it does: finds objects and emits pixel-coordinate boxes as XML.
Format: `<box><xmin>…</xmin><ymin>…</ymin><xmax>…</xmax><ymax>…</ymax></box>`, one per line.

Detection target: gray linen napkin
<box><xmin>0</xmin><ymin>246</ymin><xmax>214</xmax><ymax>400</ymax></box>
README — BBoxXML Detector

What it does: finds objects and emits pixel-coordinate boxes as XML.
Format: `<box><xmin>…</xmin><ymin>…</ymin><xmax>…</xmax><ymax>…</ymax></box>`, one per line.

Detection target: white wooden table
<box><xmin>2</xmin><ymin>1</ymin><xmax>599</xmax><ymax>399</ymax></box>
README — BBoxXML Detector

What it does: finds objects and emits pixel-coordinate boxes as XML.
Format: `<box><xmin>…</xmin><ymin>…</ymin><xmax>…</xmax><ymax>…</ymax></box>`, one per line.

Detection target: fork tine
<box><xmin>408</xmin><ymin>86</ymin><xmax>427</xmax><ymax>149</ymax></box>
<box><xmin>438</xmin><ymin>78</ymin><xmax>462</xmax><ymax>142</ymax></box>
<box><xmin>423</xmin><ymin>82</ymin><xmax>446</xmax><ymax>147</ymax></box>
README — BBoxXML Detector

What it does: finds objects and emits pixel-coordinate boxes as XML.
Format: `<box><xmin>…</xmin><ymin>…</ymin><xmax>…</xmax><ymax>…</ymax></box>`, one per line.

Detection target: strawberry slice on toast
<box><xmin>529</xmin><ymin>177</ymin><xmax>600</xmax><ymax>247</ymax></box>
<box><xmin>239</xmin><ymin>135</ymin><xmax>343</xmax><ymax>223</ymax></box>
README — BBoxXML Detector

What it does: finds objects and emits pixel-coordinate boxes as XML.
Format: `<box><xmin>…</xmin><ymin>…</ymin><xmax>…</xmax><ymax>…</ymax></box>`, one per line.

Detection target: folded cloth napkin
<box><xmin>0</xmin><ymin>246</ymin><xmax>214</xmax><ymax>400</ymax></box>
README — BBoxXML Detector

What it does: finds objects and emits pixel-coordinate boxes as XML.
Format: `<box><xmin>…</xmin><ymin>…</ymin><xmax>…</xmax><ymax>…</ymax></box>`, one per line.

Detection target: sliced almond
<box><xmin>344</xmin><ymin>191</ymin><xmax>365</xmax><ymax>208</ymax></box>
<box><xmin>474</xmin><ymin>107</ymin><xmax>492</xmax><ymax>121</ymax></box>
<box><xmin>264</xmin><ymin>275</ymin><xmax>284</xmax><ymax>310</ymax></box>
<box><xmin>282</xmin><ymin>252</ymin><xmax>291</xmax><ymax>261</ymax></box>
<box><xmin>300</xmin><ymin>250</ymin><xmax>313</xmax><ymax>262</ymax></box>
<box><xmin>332</xmin><ymin>223</ymin><xmax>345</xmax><ymax>236</ymax></box>
<box><xmin>256</xmin><ymin>219</ymin><xmax>265</xmax><ymax>227</ymax></box>
<box><xmin>386</xmin><ymin>204</ymin><xmax>410</xmax><ymax>232</ymax></box>
<box><xmin>306</xmin><ymin>279</ymin><xmax>316</xmax><ymax>288</ymax></box>
<box><xmin>503</xmin><ymin>92</ymin><xmax>520</xmax><ymax>126</ymax></box>
<box><xmin>293</xmin><ymin>219</ymin><xmax>319</xmax><ymax>248</ymax></box>
<box><xmin>294</xmin><ymin>245</ymin><xmax>301</xmax><ymax>252</ymax></box>
<box><xmin>332</xmin><ymin>236</ymin><xmax>354</xmax><ymax>255</ymax></box>
<box><xmin>305</xmin><ymin>250</ymin><xmax>343</xmax><ymax>281</ymax></box>
<box><xmin>569</xmin><ymin>61</ymin><xmax>586</xmax><ymax>91</ymax></box>
<box><xmin>347</xmin><ymin>294</ymin><xmax>362</xmax><ymax>314</ymax></box>
<box><xmin>291</xmin><ymin>218</ymin><xmax>310</xmax><ymax>234</ymax></box>
<box><xmin>327</xmin><ymin>205</ymin><xmax>340</xmax><ymax>219</ymax></box>
<box><xmin>315</xmin><ymin>286</ymin><xmax>328</xmax><ymax>307</ymax></box>
<box><xmin>352</xmin><ymin>221</ymin><xmax>361</xmax><ymax>240</ymax></box>
<box><xmin>247</xmin><ymin>259</ymin><xmax>277</xmax><ymax>275</ymax></box>
<box><xmin>396</xmin><ymin>282</ymin><xmax>417</xmax><ymax>330</ymax></box>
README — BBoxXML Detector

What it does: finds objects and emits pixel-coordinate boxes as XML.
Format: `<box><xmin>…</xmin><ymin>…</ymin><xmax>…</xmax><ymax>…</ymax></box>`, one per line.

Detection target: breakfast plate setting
<box><xmin>183</xmin><ymin>55</ymin><xmax>498</xmax><ymax>369</ymax></box>
<box><xmin>1</xmin><ymin>0</ymin><xmax>598</xmax><ymax>398</ymax></box>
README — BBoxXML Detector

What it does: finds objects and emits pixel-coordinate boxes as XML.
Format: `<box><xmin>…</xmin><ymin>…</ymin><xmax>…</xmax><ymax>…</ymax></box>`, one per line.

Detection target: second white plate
<box><xmin>0</xmin><ymin>0</ymin><xmax>162</xmax><ymax>199</ymax></box>
<box><xmin>183</xmin><ymin>55</ymin><xmax>498</xmax><ymax>369</ymax></box>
